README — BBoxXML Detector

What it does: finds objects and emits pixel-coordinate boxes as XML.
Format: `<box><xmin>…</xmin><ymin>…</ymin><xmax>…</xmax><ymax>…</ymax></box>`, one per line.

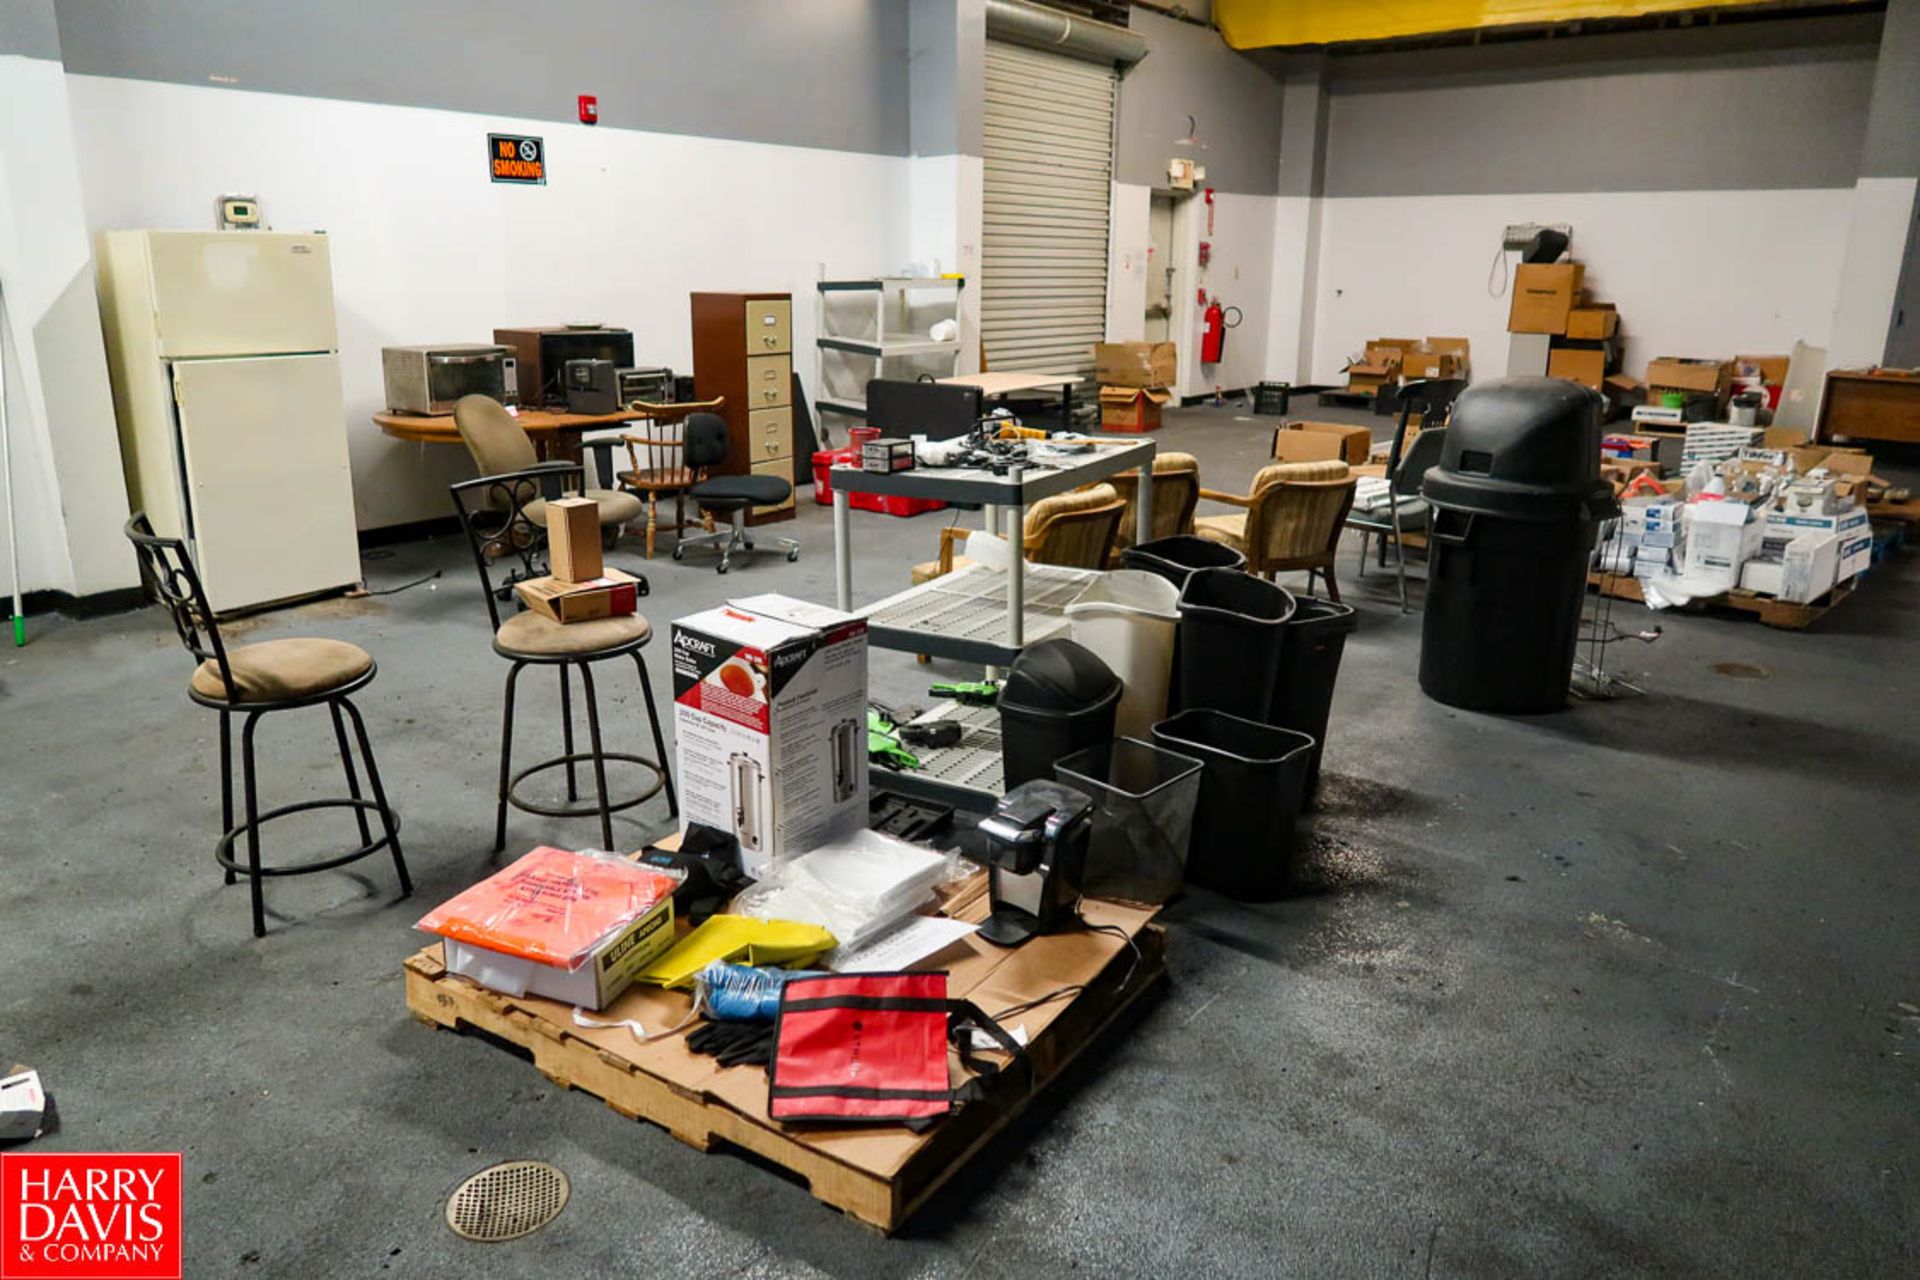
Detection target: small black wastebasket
<box><xmin>1418</xmin><ymin>377</ymin><xmax>1619</xmax><ymax>714</ymax></box>
<box><xmin>1152</xmin><ymin>709</ymin><xmax>1315</xmax><ymax>900</ymax></box>
<box><xmin>1269</xmin><ymin>596</ymin><xmax>1357</xmax><ymax>806</ymax></box>
<box><xmin>997</xmin><ymin>639</ymin><xmax>1122</xmax><ymax>790</ymax></box>
<box><xmin>1175</xmin><ymin>568</ymin><xmax>1296</xmax><ymax>715</ymax></box>
<box><xmin>1119</xmin><ymin>535</ymin><xmax>1245</xmax><ymax>590</ymax></box>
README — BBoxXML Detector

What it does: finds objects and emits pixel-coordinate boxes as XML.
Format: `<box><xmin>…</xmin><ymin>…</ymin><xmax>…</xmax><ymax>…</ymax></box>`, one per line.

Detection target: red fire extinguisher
<box><xmin>1200</xmin><ymin>297</ymin><xmax>1241</xmax><ymax>365</ymax></box>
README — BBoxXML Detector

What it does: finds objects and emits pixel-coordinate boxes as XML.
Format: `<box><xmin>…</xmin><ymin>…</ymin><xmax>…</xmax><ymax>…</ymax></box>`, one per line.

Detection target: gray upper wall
<box><xmin>1860</xmin><ymin>0</ymin><xmax>1920</xmax><ymax>178</ymax></box>
<box><xmin>53</xmin><ymin>0</ymin><xmax>912</xmax><ymax>156</ymax></box>
<box><xmin>1322</xmin><ymin>14</ymin><xmax>1884</xmax><ymax>197</ymax></box>
<box><xmin>0</xmin><ymin>0</ymin><xmax>61</xmax><ymax>59</ymax></box>
<box><xmin>1115</xmin><ymin>9</ymin><xmax>1283</xmax><ymax>195</ymax></box>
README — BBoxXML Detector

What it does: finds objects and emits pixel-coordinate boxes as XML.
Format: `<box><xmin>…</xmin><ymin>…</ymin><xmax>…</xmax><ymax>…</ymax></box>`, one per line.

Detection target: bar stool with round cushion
<box><xmin>450</xmin><ymin>463</ymin><xmax>677</xmax><ymax>852</ymax></box>
<box><xmin>123</xmin><ymin>514</ymin><xmax>411</xmax><ymax>938</ymax></box>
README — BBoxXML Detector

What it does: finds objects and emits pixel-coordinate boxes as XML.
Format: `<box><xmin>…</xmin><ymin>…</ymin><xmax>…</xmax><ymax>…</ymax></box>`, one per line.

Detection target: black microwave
<box><xmin>493</xmin><ymin>327</ymin><xmax>635</xmax><ymax>407</ymax></box>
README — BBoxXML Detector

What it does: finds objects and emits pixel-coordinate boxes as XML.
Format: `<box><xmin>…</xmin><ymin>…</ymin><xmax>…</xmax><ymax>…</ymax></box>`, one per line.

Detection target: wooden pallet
<box><xmin>1587</xmin><ymin>571</ymin><xmax>1853</xmax><ymax>630</ymax></box>
<box><xmin>405</xmin><ymin>901</ymin><xmax>1164</xmax><ymax>1234</ymax></box>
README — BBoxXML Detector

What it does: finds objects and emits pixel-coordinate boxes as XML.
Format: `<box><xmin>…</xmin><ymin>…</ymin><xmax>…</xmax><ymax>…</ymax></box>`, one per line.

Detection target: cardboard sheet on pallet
<box><xmin>408</xmin><ymin>874</ymin><xmax>1155</xmax><ymax>1184</ymax></box>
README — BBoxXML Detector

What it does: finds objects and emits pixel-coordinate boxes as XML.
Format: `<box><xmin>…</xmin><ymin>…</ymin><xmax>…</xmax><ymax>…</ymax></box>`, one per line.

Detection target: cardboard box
<box><xmin>671</xmin><ymin>594</ymin><xmax>868</xmax><ymax>877</ymax></box>
<box><xmin>1098</xmin><ymin>385</ymin><xmax>1170</xmax><ymax>432</ymax></box>
<box><xmin>1733</xmin><ymin>354</ymin><xmax>1791</xmax><ymax>387</ymax></box>
<box><xmin>422</xmin><ymin>847</ymin><xmax>679</xmax><ymax>1010</ymax></box>
<box><xmin>1645</xmin><ymin>357</ymin><xmax>1731</xmax><ymax>402</ymax></box>
<box><xmin>1274</xmin><ymin>421</ymin><xmax>1373</xmax><ymax>465</ymax></box>
<box><xmin>1566</xmin><ymin>304</ymin><xmax>1619</xmax><ymax>340</ymax></box>
<box><xmin>514</xmin><ymin>568</ymin><xmax>640</xmax><ymax>623</ymax></box>
<box><xmin>1740</xmin><ymin>558</ymin><xmax>1785</xmax><ymax>596</ymax></box>
<box><xmin>1684</xmin><ymin>500</ymin><xmax>1762</xmax><ymax>592</ymax></box>
<box><xmin>1780</xmin><ymin>531</ymin><xmax>1839</xmax><ymax>603</ymax></box>
<box><xmin>1345</xmin><ymin>358</ymin><xmax>1400</xmax><ymax>396</ymax></box>
<box><xmin>546</xmin><ymin>496</ymin><xmax>603</xmax><ymax>583</ymax></box>
<box><xmin>1508</xmin><ymin>262</ymin><xmax>1585</xmax><ymax>334</ymax></box>
<box><xmin>1399</xmin><ymin>349</ymin><xmax>1466</xmax><ymax>380</ymax></box>
<box><xmin>1093</xmin><ymin>341</ymin><xmax>1177</xmax><ymax>389</ymax></box>
<box><xmin>1762</xmin><ymin>505</ymin><xmax>1870</xmax><ymax>583</ymax></box>
<box><xmin>1548</xmin><ymin>347</ymin><xmax>1606</xmax><ymax>391</ymax></box>
<box><xmin>0</xmin><ymin>1065</ymin><xmax>46</xmax><ymax>1141</ymax></box>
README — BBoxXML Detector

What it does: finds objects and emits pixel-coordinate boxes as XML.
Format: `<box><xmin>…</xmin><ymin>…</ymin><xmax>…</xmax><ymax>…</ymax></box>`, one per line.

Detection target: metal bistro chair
<box><xmin>1351</xmin><ymin>427</ymin><xmax>1449</xmax><ymax>612</ymax></box>
<box><xmin>450</xmin><ymin>463</ymin><xmax>677</xmax><ymax>851</ymax></box>
<box><xmin>123</xmin><ymin>514</ymin><xmax>410</xmax><ymax>937</ymax></box>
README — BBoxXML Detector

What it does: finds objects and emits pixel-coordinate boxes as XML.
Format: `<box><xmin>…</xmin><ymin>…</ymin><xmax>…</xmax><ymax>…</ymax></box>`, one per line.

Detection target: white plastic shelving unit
<box><xmin>815</xmin><ymin>277</ymin><xmax>965</xmax><ymax>434</ymax></box>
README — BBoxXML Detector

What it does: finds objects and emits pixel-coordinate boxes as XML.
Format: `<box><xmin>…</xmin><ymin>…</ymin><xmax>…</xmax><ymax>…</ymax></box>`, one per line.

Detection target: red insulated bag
<box><xmin>767</xmin><ymin>972</ymin><xmax>1027</xmax><ymax>1127</ymax></box>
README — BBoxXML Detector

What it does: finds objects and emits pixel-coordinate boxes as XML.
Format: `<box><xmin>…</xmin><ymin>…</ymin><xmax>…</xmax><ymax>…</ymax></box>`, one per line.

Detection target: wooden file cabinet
<box><xmin>691</xmin><ymin>291</ymin><xmax>796</xmax><ymax>525</ymax></box>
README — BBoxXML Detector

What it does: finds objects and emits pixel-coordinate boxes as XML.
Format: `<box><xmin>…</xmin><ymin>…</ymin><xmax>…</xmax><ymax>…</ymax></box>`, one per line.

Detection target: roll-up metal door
<box><xmin>981</xmin><ymin>40</ymin><xmax>1116</xmax><ymax>377</ymax></box>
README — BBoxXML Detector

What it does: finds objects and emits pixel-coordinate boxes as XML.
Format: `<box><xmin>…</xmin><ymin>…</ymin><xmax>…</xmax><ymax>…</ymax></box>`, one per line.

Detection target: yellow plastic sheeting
<box><xmin>1214</xmin><ymin>0</ymin><xmax>1837</xmax><ymax>49</ymax></box>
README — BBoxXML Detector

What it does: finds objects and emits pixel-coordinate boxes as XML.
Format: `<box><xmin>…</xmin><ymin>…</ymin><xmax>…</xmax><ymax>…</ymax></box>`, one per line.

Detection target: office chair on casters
<box><xmin>673</xmin><ymin>412</ymin><xmax>798</xmax><ymax>574</ymax></box>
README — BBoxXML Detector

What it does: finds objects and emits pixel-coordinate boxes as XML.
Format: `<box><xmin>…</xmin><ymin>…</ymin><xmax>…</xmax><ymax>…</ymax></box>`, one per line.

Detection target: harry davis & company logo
<box><xmin>2</xmin><ymin>1153</ymin><xmax>182</xmax><ymax>1280</ymax></box>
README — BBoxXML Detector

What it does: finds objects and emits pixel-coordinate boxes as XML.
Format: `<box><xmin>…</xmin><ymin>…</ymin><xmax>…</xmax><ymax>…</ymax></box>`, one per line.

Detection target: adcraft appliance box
<box><xmin>671</xmin><ymin>595</ymin><xmax>868</xmax><ymax>876</ymax></box>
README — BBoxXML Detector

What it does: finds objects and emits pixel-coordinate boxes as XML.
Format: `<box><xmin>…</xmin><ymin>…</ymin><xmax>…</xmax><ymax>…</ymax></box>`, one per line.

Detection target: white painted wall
<box><xmin>1303</xmin><ymin>188</ymin><xmax>1857</xmax><ymax>385</ymax></box>
<box><xmin>1828</xmin><ymin>176</ymin><xmax>1919</xmax><ymax>366</ymax></box>
<box><xmin>1184</xmin><ymin>190</ymin><xmax>1276</xmax><ymax>399</ymax></box>
<box><xmin>66</xmin><ymin>76</ymin><xmax>910</xmax><ymax>532</ymax></box>
<box><xmin>1264</xmin><ymin>194</ymin><xmax>1317</xmax><ymax>384</ymax></box>
<box><xmin>0</xmin><ymin>54</ymin><xmax>134</xmax><ymax>598</ymax></box>
<box><xmin>1105</xmin><ymin>181</ymin><xmax>1151</xmax><ymax>345</ymax></box>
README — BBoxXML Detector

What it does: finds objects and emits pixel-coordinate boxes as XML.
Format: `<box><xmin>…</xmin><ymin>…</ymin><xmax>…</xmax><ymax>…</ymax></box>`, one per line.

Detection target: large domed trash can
<box><xmin>1418</xmin><ymin>377</ymin><xmax>1619</xmax><ymax>714</ymax></box>
<box><xmin>997</xmin><ymin>639</ymin><xmax>1123</xmax><ymax>790</ymax></box>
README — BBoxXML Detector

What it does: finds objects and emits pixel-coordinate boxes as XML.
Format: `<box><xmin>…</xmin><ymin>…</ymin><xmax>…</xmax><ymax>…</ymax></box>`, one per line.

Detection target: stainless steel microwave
<box><xmin>381</xmin><ymin>343</ymin><xmax>516</xmax><ymax>415</ymax></box>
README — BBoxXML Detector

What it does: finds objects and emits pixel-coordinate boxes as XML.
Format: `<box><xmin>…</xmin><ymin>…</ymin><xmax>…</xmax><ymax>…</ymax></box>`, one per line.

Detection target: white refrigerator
<box><xmin>97</xmin><ymin>230</ymin><xmax>359</xmax><ymax>614</ymax></box>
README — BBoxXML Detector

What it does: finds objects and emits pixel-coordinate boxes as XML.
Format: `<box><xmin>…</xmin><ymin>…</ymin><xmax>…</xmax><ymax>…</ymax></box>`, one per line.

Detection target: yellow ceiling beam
<box><xmin>1214</xmin><ymin>0</ymin><xmax>1844</xmax><ymax>49</ymax></box>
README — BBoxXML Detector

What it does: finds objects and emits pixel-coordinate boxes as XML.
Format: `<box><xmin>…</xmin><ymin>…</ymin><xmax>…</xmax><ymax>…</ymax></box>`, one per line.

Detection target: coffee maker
<box><xmin>976</xmin><ymin>780</ymin><xmax>1092</xmax><ymax>948</ymax></box>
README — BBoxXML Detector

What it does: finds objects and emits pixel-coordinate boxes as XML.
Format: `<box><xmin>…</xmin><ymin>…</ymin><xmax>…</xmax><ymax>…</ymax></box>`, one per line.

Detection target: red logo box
<box><xmin>2</xmin><ymin>1154</ymin><xmax>181</xmax><ymax>1280</ymax></box>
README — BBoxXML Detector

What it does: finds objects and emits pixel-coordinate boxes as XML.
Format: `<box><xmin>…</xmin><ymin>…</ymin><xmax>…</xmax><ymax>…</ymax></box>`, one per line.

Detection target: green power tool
<box><xmin>867</xmin><ymin>707</ymin><xmax>920</xmax><ymax>772</ymax></box>
<box><xmin>928</xmin><ymin>679</ymin><xmax>999</xmax><ymax>707</ymax></box>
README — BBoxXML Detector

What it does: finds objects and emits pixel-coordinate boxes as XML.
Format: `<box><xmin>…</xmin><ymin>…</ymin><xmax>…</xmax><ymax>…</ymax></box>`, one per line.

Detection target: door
<box><xmin>171</xmin><ymin>354</ymin><xmax>360</xmax><ymax>613</ymax></box>
<box><xmin>981</xmin><ymin>40</ymin><xmax>1116</xmax><ymax>376</ymax></box>
<box><xmin>1885</xmin><ymin>201</ymin><xmax>1920</xmax><ymax>368</ymax></box>
<box><xmin>1144</xmin><ymin>193</ymin><xmax>1175</xmax><ymax>343</ymax></box>
<box><xmin>148</xmin><ymin>232</ymin><xmax>339</xmax><ymax>357</ymax></box>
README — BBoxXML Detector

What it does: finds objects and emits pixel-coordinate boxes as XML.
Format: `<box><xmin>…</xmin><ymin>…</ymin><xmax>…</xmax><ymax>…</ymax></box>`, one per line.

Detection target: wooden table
<box><xmin>940</xmin><ymin>371</ymin><xmax>1085</xmax><ymax>428</ymax></box>
<box><xmin>373</xmin><ymin>406</ymin><xmax>651</xmax><ymax>484</ymax></box>
<box><xmin>1815</xmin><ymin>369</ymin><xmax>1920</xmax><ymax>444</ymax></box>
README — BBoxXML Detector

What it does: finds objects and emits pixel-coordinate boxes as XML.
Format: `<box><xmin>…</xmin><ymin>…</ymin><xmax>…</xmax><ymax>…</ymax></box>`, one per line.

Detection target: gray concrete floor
<box><xmin>4</xmin><ymin>400</ymin><xmax>1917</xmax><ymax>1277</ymax></box>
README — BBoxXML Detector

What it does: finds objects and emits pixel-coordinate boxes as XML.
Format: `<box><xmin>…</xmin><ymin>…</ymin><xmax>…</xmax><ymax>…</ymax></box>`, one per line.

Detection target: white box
<box><xmin>672</xmin><ymin>594</ymin><xmax>869</xmax><ymax>877</ymax></box>
<box><xmin>1780</xmin><ymin>531</ymin><xmax>1839</xmax><ymax>603</ymax></box>
<box><xmin>0</xmin><ymin>1067</ymin><xmax>46</xmax><ymax>1141</ymax></box>
<box><xmin>1683</xmin><ymin>501</ymin><xmax>1762</xmax><ymax>593</ymax></box>
<box><xmin>1762</xmin><ymin>504</ymin><xmax>1868</xmax><ymax>556</ymax></box>
<box><xmin>1740</xmin><ymin>558</ymin><xmax>1785</xmax><ymax>596</ymax></box>
<box><xmin>1836</xmin><ymin>530</ymin><xmax>1873</xmax><ymax>583</ymax></box>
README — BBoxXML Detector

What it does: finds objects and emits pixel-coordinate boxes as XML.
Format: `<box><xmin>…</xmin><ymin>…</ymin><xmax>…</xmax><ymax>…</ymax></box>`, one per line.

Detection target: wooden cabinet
<box><xmin>691</xmin><ymin>291</ymin><xmax>796</xmax><ymax>526</ymax></box>
<box><xmin>1816</xmin><ymin>370</ymin><xmax>1920</xmax><ymax>444</ymax></box>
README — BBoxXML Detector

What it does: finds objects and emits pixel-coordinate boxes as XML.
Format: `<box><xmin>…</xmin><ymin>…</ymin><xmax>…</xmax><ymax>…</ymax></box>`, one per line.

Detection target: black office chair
<box><xmin>1351</xmin><ymin>428</ymin><xmax>1448</xmax><ymax>613</ymax></box>
<box><xmin>672</xmin><ymin>412</ymin><xmax>799</xmax><ymax>574</ymax></box>
<box><xmin>1384</xmin><ymin>378</ymin><xmax>1468</xmax><ymax>477</ymax></box>
<box><xmin>450</xmin><ymin>463</ymin><xmax>677</xmax><ymax>852</ymax></box>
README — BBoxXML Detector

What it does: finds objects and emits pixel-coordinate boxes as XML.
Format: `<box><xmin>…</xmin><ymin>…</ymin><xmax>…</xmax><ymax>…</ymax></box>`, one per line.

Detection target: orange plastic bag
<box><xmin>416</xmin><ymin>847</ymin><xmax>678</xmax><ymax>970</ymax></box>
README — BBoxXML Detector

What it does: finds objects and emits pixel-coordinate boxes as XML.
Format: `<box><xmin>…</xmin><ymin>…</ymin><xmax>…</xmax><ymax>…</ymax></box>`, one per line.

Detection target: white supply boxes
<box><xmin>671</xmin><ymin>594</ymin><xmax>868</xmax><ymax>877</ymax></box>
<box><xmin>1763</xmin><ymin>504</ymin><xmax>1870</xmax><ymax>584</ymax></box>
<box><xmin>1683</xmin><ymin>500</ymin><xmax>1762</xmax><ymax>593</ymax></box>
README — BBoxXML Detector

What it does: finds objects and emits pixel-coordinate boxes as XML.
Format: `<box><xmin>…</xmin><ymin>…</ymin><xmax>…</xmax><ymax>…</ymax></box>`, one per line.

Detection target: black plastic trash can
<box><xmin>1119</xmin><ymin>535</ymin><xmax>1245</xmax><ymax>590</ymax></box>
<box><xmin>1152</xmin><ymin>709</ymin><xmax>1315</xmax><ymax>900</ymax></box>
<box><xmin>1269</xmin><ymin>596</ymin><xmax>1357</xmax><ymax>806</ymax></box>
<box><xmin>1418</xmin><ymin>378</ymin><xmax>1619</xmax><ymax>714</ymax></box>
<box><xmin>1175</xmin><ymin>568</ymin><xmax>1296</xmax><ymax>715</ymax></box>
<box><xmin>997</xmin><ymin>639</ymin><xmax>1122</xmax><ymax>790</ymax></box>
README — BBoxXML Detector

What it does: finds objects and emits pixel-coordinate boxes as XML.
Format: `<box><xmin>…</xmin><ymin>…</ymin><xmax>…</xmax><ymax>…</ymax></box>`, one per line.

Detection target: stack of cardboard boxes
<box><xmin>1507</xmin><ymin>260</ymin><xmax>1637</xmax><ymax>406</ymax></box>
<box><xmin>513</xmin><ymin>497</ymin><xmax>641</xmax><ymax>622</ymax></box>
<box><xmin>1094</xmin><ymin>342</ymin><xmax>1176</xmax><ymax>432</ymax></box>
<box><xmin>1344</xmin><ymin>336</ymin><xmax>1470</xmax><ymax>399</ymax></box>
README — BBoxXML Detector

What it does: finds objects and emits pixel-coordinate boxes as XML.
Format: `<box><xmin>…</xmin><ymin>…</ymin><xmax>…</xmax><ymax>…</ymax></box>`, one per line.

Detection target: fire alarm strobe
<box><xmin>578</xmin><ymin>94</ymin><xmax>598</xmax><ymax>124</ymax></box>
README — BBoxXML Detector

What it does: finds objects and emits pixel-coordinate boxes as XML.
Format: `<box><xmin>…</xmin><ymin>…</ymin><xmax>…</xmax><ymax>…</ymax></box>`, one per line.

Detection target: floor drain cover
<box><xmin>1711</xmin><ymin>661</ymin><xmax>1771</xmax><ymax>680</ymax></box>
<box><xmin>445</xmin><ymin>1161</ymin><xmax>570</xmax><ymax>1243</ymax></box>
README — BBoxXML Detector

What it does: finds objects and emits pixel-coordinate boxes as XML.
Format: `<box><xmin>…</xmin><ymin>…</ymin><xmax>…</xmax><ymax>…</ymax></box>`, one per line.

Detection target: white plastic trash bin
<box><xmin>1066</xmin><ymin>570</ymin><xmax>1180</xmax><ymax>740</ymax></box>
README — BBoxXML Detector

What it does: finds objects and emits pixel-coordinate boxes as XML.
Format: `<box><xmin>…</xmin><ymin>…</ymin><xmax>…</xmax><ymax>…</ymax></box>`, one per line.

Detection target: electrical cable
<box><xmin>364</xmin><ymin>569</ymin><xmax>441</xmax><ymax>596</ymax></box>
<box><xmin>1487</xmin><ymin>240</ymin><xmax>1512</xmax><ymax>298</ymax></box>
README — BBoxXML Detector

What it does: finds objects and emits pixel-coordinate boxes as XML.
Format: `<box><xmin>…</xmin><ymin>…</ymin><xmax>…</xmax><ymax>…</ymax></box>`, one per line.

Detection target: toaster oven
<box><xmin>381</xmin><ymin>344</ymin><xmax>515</xmax><ymax>415</ymax></box>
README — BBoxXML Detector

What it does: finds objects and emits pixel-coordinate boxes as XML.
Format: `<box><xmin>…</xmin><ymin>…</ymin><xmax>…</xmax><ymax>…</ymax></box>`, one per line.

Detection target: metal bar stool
<box><xmin>123</xmin><ymin>515</ymin><xmax>411</xmax><ymax>938</ymax></box>
<box><xmin>450</xmin><ymin>463</ymin><xmax>677</xmax><ymax>851</ymax></box>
